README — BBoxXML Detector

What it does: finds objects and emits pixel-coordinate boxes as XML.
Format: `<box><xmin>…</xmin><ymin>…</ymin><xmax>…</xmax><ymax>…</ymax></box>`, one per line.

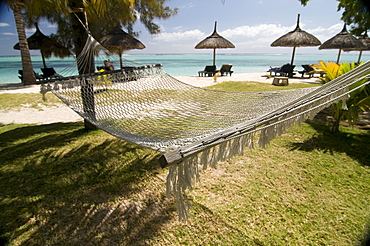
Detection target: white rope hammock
<box><xmin>41</xmin><ymin>35</ymin><xmax>370</xmax><ymax>221</ymax></box>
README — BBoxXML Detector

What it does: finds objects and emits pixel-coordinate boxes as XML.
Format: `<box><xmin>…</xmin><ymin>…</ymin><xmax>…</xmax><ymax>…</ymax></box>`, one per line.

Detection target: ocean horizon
<box><xmin>1</xmin><ymin>52</ymin><xmax>370</xmax><ymax>85</ymax></box>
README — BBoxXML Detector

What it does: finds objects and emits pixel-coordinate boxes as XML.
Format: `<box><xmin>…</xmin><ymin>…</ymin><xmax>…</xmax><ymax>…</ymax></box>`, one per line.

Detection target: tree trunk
<box><xmin>70</xmin><ymin>0</ymin><xmax>96</xmax><ymax>130</ymax></box>
<box><xmin>69</xmin><ymin>1</ymin><xmax>95</xmax><ymax>74</ymax></box>
<box><xmin>12</xmin><ymin>4</ymin><xmax>36</xmax><ymax>85</ymax></box>
<box><xmin>331</xmin><ymin>104</ymin><xmax>344</xmax><ymax>134</ymax></box>
<box><xmin>331</xmin><ymin>118</ymin><xmax>340</xmax><ymax>133</ymax></box>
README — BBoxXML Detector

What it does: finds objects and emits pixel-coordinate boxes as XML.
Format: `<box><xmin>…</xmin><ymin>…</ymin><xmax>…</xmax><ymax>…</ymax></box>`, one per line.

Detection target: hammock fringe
<box><xmin>164</xmin><ymin>70</ymin><xmax>369</xmax><ymax>221</ymax></box>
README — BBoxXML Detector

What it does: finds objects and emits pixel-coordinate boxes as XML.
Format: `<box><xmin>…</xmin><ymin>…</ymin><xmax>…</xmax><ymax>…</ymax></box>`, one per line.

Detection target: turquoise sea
<box><xmin>1</xmin><ymin>53</ymin><xmax>370</xmax><ymax>85</ymax></box>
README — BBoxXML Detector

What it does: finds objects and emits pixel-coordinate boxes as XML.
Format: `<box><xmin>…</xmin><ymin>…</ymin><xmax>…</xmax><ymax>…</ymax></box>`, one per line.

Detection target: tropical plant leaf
<box><xmin>312</xmin><ymin>61</ymin><xmax>370</xmax><ymax>132</ymax></box>
<box><xmin>340</xmin><ymin>61</ymin><xmax>361</xmax><ymax>74</ymax></box>
<box><xmin>355</xmin><ymin>96</ymin><xmax>370</xmax><ymax>111</ymax></box>
<box><xmin>312</xmin><ymin>61</ymin><xmax>342</xmax><ymax>83</ymax></box>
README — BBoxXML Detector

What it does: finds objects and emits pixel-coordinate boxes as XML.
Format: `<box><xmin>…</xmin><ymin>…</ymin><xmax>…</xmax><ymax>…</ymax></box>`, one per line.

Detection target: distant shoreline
<box><xmin>1</xmin><ymin>53</ymin><xmax>369</xmax><ymax>85</ymax></box>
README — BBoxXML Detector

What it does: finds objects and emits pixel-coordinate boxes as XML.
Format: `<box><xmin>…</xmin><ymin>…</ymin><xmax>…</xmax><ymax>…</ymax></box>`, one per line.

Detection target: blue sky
<box><xmin>0</xmin><ymin>0</ymin><xmax>347</xmax><ymax>56</ymax></box>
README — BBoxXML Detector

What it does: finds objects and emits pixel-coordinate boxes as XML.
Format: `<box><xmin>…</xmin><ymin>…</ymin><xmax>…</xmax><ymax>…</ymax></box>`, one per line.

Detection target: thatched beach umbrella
<box><xmin>319</xmin><ymin>24</ymin><xmax>366</xmax><ymax>64</ymax></box>
<box><xmin>195</xmin><ymin>21</ymin><xmax>235</xmax><ymax>66</ymax></box>
<box><xmin>343</xmin><ymin>32</ymin><xmax>370</xmax><ymax>63</ymax></box>
<box><xmin>13</xmin><ymin>23</ymin><xmax>71</xmax><ymax>68</ymax></box>
<box><xmin>99</xmin><ymin>26</ymin><xmax>146</xmax><ymax>69</ymax></box>
<box><xmin>271</xmin><ymin>14</ymin><xmax>321</xmax><ymax>66</ymax></box>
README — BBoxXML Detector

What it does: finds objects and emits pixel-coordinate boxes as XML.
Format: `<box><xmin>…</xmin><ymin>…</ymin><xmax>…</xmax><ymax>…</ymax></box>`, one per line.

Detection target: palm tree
<box><xmin>4</xmin><ymin>0</ymin><xmax>36</xmax><ymax>85</ymax></box>
<box><xmin>13</xmin><ymin>0</ymin><xmax>177</xmax><ymax>129</ymax></box>
<box><xmin>6</xmin><ymin>0</ymin><xmax>176</xmax><ymax>85</ymax></box>
<box><xmin>23</xmin><ymin>0</ymin><xmax>177</xmax><ymax>62</ymax></box>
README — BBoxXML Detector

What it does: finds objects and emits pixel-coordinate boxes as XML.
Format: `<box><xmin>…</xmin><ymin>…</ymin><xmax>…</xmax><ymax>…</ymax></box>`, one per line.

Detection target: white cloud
<box><xmin>143</xmin><ymin>22</ymin><xmax>349</xmax><ymax>53</ymax></box>
<box><xmin>25</xmin><ymin>28</ymin><xmax>36</xmax><ymax>35</ymax></box>
<box><xmin>0</xmin><ymin>23</ymin><xmax>10</xmax><ymax>27</ymax></box>
<box><xmin>179</xmin><ymin>1</ymin><xmax>197</xmax><ymax>9</ymax></box>
<box><xmin>306</xmin><ymin>26</ymin><xmax>328</xmax><ymax>34</ymax></box>
<box><xmin>304</xmin><ymin>23</ymin><xmax>341</xmax><ymax>36</ymax></box>
<box><xmin>153</xmin><ymin>29</ymin><xmax>205</xmax><ymax>42</ymax></box>
<box><xmin>173</xmin><ymin>25</ymin><xmax>184</xmax><ymax>32</ymax></box>
<box><xmin>47</xmin><ymin>23</ymin><xmax>58</xmax><ymax>28</ymax></box>
<box><xmin>327</xmin><ymin>23</ymin><xmax>343</xmax><ymax>33</ymax></box>
<box><xmin>214</xmin><ymin>23</ymin><xmax>347</xmax><ymax>52</ymax></box>
<box><xmin>220</xmin><ymin>24</ymin><xmax>296</xmax><ymax>40</ymax></box>
<box><xmin>304</xmin><ymin>23</ymin><xmax>343</xmax><ymax>43</ymax></box>
<box><xmin>2</xmin><ymin>32</ymin><xmax>16</xmax><ymax>35</ymax></box>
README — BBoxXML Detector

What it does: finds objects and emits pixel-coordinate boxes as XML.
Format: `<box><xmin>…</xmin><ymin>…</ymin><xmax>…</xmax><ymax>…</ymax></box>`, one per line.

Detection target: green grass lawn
<box><xmin>0</xmin><ymin>93</ymin><xmax>61</xmax><ymax>112</ymax></box>
<box><xmin>207</xmin><ymin>80</ymin><xmax>321</xmax><ymax>92</ymax></box>
<box><xmin>0</xmin><ymin>81</ymin><xmax>369</xmax><ymax>245</ymax></box>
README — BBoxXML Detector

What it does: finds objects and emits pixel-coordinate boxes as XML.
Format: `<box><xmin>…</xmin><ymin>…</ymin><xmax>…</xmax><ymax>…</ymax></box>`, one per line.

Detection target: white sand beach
<box><xmin>0</xmin><ymin>72</ymin><xmax>322</xmax><ymax>125</ymax></box>
<box><xmin>175</xmin><ymin>72</ymin><xmax>321</xmax><ymax>87</ymax></box>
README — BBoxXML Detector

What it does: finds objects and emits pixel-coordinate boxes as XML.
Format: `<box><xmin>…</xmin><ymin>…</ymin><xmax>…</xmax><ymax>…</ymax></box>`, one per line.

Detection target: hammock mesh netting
<box><xmin>41</xmin><ymin>35</ymin><xmax>370</xmax><ymax>220</ymax></box>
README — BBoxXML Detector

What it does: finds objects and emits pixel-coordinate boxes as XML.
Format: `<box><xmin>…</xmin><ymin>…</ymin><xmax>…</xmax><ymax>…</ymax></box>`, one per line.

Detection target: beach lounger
<box><xmin>198</xmin><ymin>65</ymin><xmax>217</xmax><ymax>77</ymax></box>
<box><xmin>308</xmin><ymin>68</ymin><xmax>326</xmax><ymax>77</ymax></box>
<box><xmin>18</xmin><ymin>70</ymin><xmax>44</xmax><ymax>82</ymax></box>
<box><xmin>298</xmin><ymin>64</ymin><xmax>326</xmax><ymax>78</ymax></box>
<box><xmin>298</xmin><ymin>65</ymin><xmax>315</xmax><ymax>78</ymax></box>
<box><xmin>218</xmin><ymin>64</ymin><xmax>233</xmax><ymax>76</ymax></box>
<box><xmin>97</xmin><ymin>66</ymin><xmax>115</xmax><ymax>71</ymax></box>
<box><xmin>281</xmin><ymin>64</ymin><xmax>296</xmax><ymax>78</ymax></box>
<box><xmin>40</xmin><ymin>67</ymin><xmax>63</xmax><ymax>79</ymax></box>
<box><xmin>268</xmin><ymin>67</ymin><xmax>284</xmax><ymax>76</ymax></box>
<box><xmin>268</xmin><ymin>64</ymin><xmax>296</xmax><ymax>77</ymax></box>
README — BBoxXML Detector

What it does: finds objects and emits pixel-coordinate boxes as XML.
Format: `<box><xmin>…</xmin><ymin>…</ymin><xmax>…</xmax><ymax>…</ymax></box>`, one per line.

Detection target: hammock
<box><xmin>41</xmin><ymin>35</ymin><xmax>370</xmax><ymax>220</ymax></box>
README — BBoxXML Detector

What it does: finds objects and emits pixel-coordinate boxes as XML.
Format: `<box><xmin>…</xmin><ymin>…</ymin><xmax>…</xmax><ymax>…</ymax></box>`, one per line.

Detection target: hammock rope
<box><xmin>41</xmin><ymin>35</ymin><xmax>370</xmax><ymax>221</ymax></box>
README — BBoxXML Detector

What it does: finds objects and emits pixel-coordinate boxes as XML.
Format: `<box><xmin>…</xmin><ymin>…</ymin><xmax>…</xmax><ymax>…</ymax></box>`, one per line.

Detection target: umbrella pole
<box><xmin>40</xmin><ymin>49</ymin><xmax>47</xmax><ymax>68</ymax></box>
<box><xmin>358</xmin><ymin>50</ymin><xmax>363</xmax><ymax>63</ymax></box>
<box><xmin>119</xmin><ymin>50</ymin><xmax>123</xmax><ymax>69</ymax></box>
<box><xmin>290</xmin><ymin>46</ymin><xmax>296</xmax><ymax>65</ymax></box>
<box><xmin>213</xmin><ymin>48</ymin><xmax>216</xmax><ymax>66</ymax></box>
<box><xmin>336</xmin><ymin>49</ymin><xmax>342</xmax><ymax>64</ymax></box>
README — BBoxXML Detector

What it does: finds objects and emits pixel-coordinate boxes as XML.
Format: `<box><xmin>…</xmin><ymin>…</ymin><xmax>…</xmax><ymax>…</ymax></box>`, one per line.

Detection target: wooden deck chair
<box><xmin>198</xmin><ymin>65</ymin><xmax>216</xmax><ymax>77</ymax></box>
<box><xmin>40</xmin><ymin>68</ymin><xmax>63</xmax><ymax>79</ymax></box>
<box><xmin>219</xmin><ymin>64</ymin><xmax>233</xmax><ymax>76</ymax></box>
<box><xmin>298</xmin><ymin>65</ymin><xmax>315</xmax><ymax>78</ymax></box>
<box><xmin>18</xmin><ymin>70</ymin><xmax>44</xmax><ymax>82</ymax></box>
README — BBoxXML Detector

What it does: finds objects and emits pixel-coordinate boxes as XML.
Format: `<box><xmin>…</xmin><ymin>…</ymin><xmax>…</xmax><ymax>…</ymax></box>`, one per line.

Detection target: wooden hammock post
<box><xmin>80</xmin><ymin>74</ymin><xmax>96</xmax><ymax>130</ymax></box>
<box><xmin>81</xmin><ymin>76</ymin><xmax>96</xmax><ymax>125</ymax></box>
<box><xmin>70</xmin><ymin>6</ymin><xmax>96</xmax><ymax>130</ymax></box>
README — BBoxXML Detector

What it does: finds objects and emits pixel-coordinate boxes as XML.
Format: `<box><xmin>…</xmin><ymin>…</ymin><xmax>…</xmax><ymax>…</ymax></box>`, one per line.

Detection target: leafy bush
<box><xmin>312</xmin><ymin>61</ymin><xmax>370</xmax><ymax>133</ymax></box>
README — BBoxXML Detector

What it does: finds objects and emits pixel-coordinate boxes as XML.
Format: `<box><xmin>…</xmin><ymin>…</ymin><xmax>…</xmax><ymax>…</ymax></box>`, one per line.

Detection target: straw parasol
<box><xmin>195</xmin><ymin>21</ymin><xmax>235</xmax><ymax>66</ymax></box>
<box><xmin>13</xmin><ymin>23</ymin><xmax>71</xmax><ymax>68</ymax></box>
<box><xmin>271</xmin><ymin>14</ymin><xmax>321</xmax><ymax>66</ymax></box>
<box><xmin>343</xmin><ymin>32</ymin><xmax>370</xmax><ymax>63</ymax></box>
<box><xmin>319</xmin><ymin>24</ymin><xmax>366</xmax><ymax>64</ymax></box>
<box><xmin>99</xmin><ymin>26</ymin><xmax>146</xmax><ymax>69</ymax></box>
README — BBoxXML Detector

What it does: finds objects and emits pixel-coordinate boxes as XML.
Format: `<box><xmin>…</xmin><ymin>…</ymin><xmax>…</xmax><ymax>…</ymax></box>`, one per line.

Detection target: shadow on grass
<box><xmin>0</xmin><ymin>122</ymin><xmax>176</xmax><ymax>245</ymax></box>
<box><xmin>290</xmin><ymin>120</ymin><xmax>370</xmax><ymax>167</ymax></box>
